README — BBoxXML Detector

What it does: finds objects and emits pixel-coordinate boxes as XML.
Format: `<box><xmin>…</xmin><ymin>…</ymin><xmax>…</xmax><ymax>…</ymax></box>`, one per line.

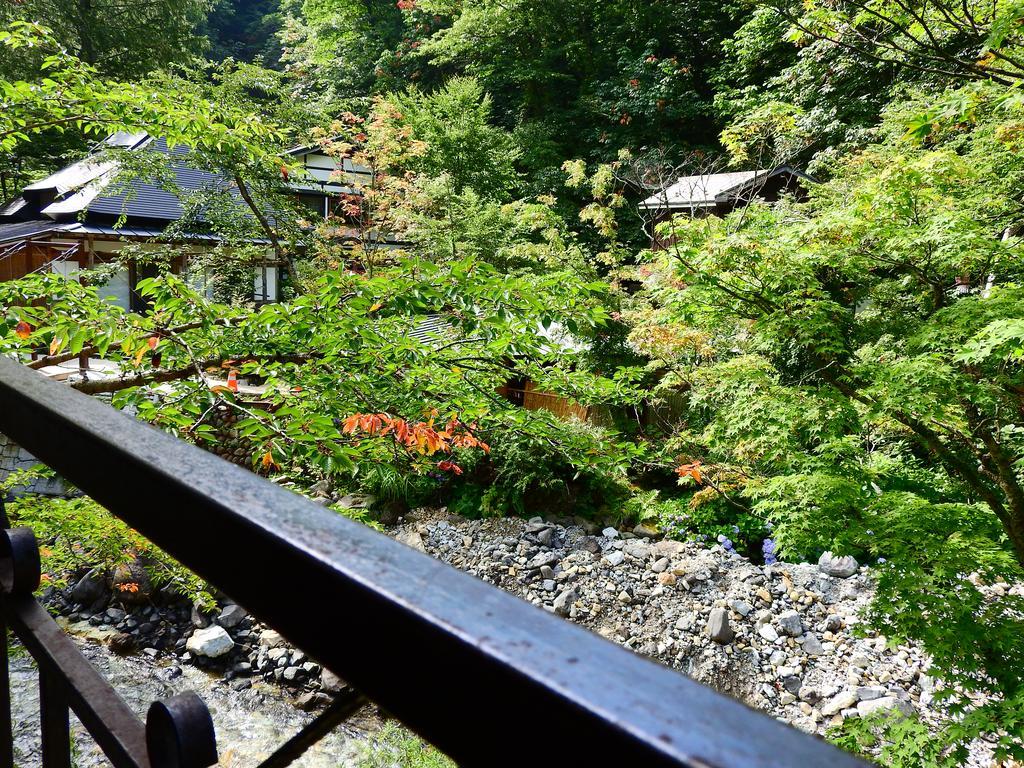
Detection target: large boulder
<box><xmin>111</xmin><ymin>560</ymin><xmax>153</xmax><ymax>604</ymax></box>
<box><xmin>186</xmin><ymin>626</ymin><xmax>234</xmax><ymax>658</ymax></box>
<box><xmin>71</xmin><ymin>569</ymin><xmax>107</xmax><ymax>605</ymax></box>
<box><xmin>818</xmin><ymin>552</ymin><xmax>859</xmax><ymax>579</ymax></box>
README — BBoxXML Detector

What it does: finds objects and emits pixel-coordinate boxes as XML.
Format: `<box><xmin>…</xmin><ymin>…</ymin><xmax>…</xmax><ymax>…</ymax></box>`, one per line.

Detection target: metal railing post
<box><xmin>39</xmin><ymin>670</ymin><xmax>71</xmax><ymax>768</ymax></box>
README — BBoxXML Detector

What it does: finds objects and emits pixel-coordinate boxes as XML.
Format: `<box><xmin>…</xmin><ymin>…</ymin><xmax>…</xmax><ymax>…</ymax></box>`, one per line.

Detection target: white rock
<box><xmin>758</xmin><ymin>624</ymin><xmax>780</xmax><ymax>643</ymax></box>
<box><xmin>857</xmin><ymin>696</ymin><xmax>914</xmax><ymax>718</ymax></box>
<box><xmin>821</xmin><ymin>691</ymin><xmax>858</xmax><ymax>716</ymax></box>
<box><xmin>818</xmin><ymin>552</ymin><xmax>859</xmax><ymax>578</ymax></box>
<box><xmin>186</xmin><ymin>626</ymin><xmax>234</xmax><ymax>658</ymax></box>
<box><xmin>602</xmin><ymin>527</ymin><xmax>619</xmax><ymax>538</ymax></box>
<box><xmin>604</xmin><ymin>551</ymin><xmax>625</xmax><ymax>567</ymax></box>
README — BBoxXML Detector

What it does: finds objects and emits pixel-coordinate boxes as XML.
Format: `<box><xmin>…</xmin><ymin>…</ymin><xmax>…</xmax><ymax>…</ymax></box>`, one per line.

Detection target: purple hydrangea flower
<box><xmin>762</xmin><ymin>537</ymin><xmax>777</xmax><ymax>566</ymax></box>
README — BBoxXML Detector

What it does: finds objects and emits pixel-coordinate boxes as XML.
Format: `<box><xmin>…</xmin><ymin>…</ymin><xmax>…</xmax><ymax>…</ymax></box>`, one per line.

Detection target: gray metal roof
<box><xmin>639</xmin><ymin>166</ymin><xmax>813</xmax><ymax>211</ymax></box>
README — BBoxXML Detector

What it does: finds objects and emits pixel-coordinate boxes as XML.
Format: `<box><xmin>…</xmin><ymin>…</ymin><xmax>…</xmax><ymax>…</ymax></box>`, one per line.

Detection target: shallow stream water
<box><xmin>9</xmin><ymin>635</ymin><xmax>371</xmax><ymax>767</ymax></box>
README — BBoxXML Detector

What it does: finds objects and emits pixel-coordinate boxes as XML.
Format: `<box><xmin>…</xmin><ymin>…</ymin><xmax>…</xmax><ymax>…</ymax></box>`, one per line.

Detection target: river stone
<box><xmin>731</xmin><ymin>600</ymin><xmax>753</xmax><ymax>617</ymax></box>
<box><xmin>801</xmin><ymin>635</ymin><xmax>824</xmax><ymax>656</ymax></box>
<box><xmin>778</xmin><ymin>610</ymin><xmax>803</xmax><ymax>637</ymax></box>
<box><xmin>706</xmin><ymin>608</ymin><xmax>733</xmax><ymax>644</ymax></box>
<box><xmin>259</xmin><ymin>629</ymin><xmax>286</xmax><ymax>648</ymax></box>
<box><xmin>857</xmin><ymin>696</ymin><xmax>914</xmax><ymax>718</ymax></box>
<box><xmin>320</xmin><ymin>669</ymin><xmax>347</xmax><ymax>693</ymax></box>
<box><xmin>553</xmin><ymin>588</ymin><xmax>578</xmax><ymax>617</ymax></box>
<box><xmin>758</xmin><ymin>624</ymin><xmax>780</xmax><ymax>643</ymax></box>
<box><xmin>818</xmin><ymin>552</ymin><xmax>859</xmax><ymax>578</ymax></box>
<box><xmin>604</xmin><ymin>550</ymin><xmax>625</xmax><ymax>567</ymax></box>
<box><xmin>623</xmin><ymin>540</ymin><xmax>651</xmax><ymax>559</ymax></box>
<box><xmin>71</xmin><ymin>569</ymin><xmax>106</xmax><ymax>605</ymax></box>
<box><xmin>856</xmin><ymin>686</ymin><xmax>887</xmax><ymax>701</ymax></box>
<box><xmin>216</xmin><ymin>604</ymin><xmax>248</xmax><ymax>629</ymax></box>
<box><xmin>632</xmin><ymin>524</ymin><xmax>658</xmax><ymax>539</ymax></box>
<box><xmin>601</xmin><ymin>527</ymin><xmax>619</xmax><ymax>539</ymax></box>
<box><xmin>821</xmin><ymin>690</ymin><xmax>858</xmax><ymax>716</ymax></box>
<box><xmin>396</xmin><ymin>529</ymin><xmax>426</xmax><ymax>552</ymax></box>
<box><xmin>578</xmin><ymin>537</ymin><xmax>601</xmax><ymax>554</ymax></box>
<box><xmin>186</xmin><ymin>626</ymin><xmax>234</xmax><ymax>658</ymax></box>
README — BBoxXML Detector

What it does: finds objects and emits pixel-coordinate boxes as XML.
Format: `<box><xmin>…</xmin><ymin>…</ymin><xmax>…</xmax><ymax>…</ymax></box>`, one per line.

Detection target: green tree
<box><xmin>629</xmin><ymin>84</ymin><xmax>1024</xmax><ymax>761</ymax></box>
<box><xmin>0</xmin><ymin>0</ymin><xmax>212</xmax><ymax>78</ymax></box>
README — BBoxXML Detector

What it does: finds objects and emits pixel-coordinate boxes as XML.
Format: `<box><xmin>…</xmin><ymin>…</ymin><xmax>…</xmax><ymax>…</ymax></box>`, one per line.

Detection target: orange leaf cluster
<box><xmin>115</xmin><ymin>582</ymin><xmax>140</xmax><ymax>594</ymax></box>
<box><xmin>675</xmin><ymin>461</ymin><xmax>704</xmax><ymax>484</ymax></box>
<box><xmin>341</xmin><ymin>413</ymin><xmax>490</xmax><ymax>457</ymax></box>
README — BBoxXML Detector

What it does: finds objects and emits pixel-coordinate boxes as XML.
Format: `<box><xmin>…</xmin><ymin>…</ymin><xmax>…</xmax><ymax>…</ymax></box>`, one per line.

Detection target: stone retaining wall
<box><xmin>0</xmin><ymin>433</ymin><xmax>68</xmax><ymax>496</ymax></box>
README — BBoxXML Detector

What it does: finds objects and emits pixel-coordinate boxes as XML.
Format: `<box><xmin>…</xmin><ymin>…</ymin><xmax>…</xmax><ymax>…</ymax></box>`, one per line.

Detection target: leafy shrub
<box><xmin>450</xmin><ymin>417</ymin><xmax>632</xmax><ymax>518</ymax></box>
<box><xmin>649</xmin><ymin>491</ymin><xmax>769</xmax><ymax>559</ymax></box>
<box><xmin>2</xmin><ymin>470</ymin><xmax>211</xmax><ymax>606</ymax></box>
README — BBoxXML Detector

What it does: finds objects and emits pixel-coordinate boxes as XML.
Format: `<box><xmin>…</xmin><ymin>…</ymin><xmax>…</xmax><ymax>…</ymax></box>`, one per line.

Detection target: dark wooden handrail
<box><xmin>0</xmin><ymin>357</ymin><xmax>871</xmax><ymax>767</ymax></box>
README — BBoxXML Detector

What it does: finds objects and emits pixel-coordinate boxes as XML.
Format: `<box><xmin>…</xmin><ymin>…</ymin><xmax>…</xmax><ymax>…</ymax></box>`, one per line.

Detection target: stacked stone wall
<box><xmin>0</xmin><ymin>434</ymin><xmax>69</xmax><ymax>496</ymax></box>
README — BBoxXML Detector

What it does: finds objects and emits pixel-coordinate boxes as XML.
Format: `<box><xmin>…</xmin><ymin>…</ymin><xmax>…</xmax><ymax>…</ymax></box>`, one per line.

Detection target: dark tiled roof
<box><xmin>0</xmin><ymin>220</ymin><xmax>57</xmax><ymax>244</ymax></box>
<box><xmin>83</xmin><ymin>140</ymin><xmax>232</xmax><ymax>222</ymax></box>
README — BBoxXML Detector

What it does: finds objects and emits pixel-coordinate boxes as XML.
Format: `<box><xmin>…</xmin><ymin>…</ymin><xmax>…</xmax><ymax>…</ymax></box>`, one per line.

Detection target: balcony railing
<box><xmin>0</xmin><ymin>356</ymin><xmax>870</xmax><ymax>767</ymax></box>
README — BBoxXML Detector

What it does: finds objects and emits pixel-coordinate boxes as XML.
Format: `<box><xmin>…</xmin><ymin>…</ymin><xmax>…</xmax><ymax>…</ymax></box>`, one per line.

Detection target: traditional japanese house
<box><xmin>0</xmin><ymin>132</ymin><xmax>370</xmax><ymax>309</ymax></box>
<box><xmin>638</xmin><ymin>165</ymin><xmax>814</xmax><ymax>248</ymax></box>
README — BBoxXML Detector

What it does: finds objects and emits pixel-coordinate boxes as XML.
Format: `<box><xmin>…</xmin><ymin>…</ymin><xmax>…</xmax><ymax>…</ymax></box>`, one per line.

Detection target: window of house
<box><xmin>254</xmin><ymin>266</ymin><xmax>279</xmax><ymax>302</ymax></box>
<box><xmin>98</xmin><ymin>268</ymin><xmax>132</xmax><ymax>310</ymax></box>
<box><xmin>51</xmin><ymin>261</ymin><xmax>80</xmax><ymax>280</ymax></box>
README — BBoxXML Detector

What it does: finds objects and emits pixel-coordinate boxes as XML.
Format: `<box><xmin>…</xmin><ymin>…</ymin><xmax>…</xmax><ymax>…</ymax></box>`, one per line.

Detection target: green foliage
<box><xmin>356</xmin><ymin>722</ymin><xmax>455</xmax><ymax>768</ymax></box>
<box><xmin>630</xmin><ymin>80</ymin><xmax>1024</xmax><ymax>757</ymax></box>
<box><xmin>830</xmin><ymin>712</ymin><xmax>957</xmax><ymax>768</ymax></box>
<box><xmin>0</xmin><ymin>0</ymin><xmax>211</xmax><ymax>79</ymax></box>
<box><xmin>0</xmin><ymin>471</ymin><xmax>212</xmax><ymax>606</ymax></box>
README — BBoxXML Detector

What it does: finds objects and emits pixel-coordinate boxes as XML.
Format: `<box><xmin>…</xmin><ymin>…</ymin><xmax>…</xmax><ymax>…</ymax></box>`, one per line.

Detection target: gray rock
<box><xmin>651</xmin><ymin>557</ymin><xmax>669</xmax><ymax>573</ymax></box>
<box><xmin>781</xmin><ymin>675</ymin><xmax>803</xmax><ymax>695</ymax></box>
<box><xmin>601</xmin><ymin>527</ymin><xmax>619</xmax><ymax>539</ymax></box>
<box><xmin>632</xmin><ymin>524</ymin><xmax>658</xmax><ymax>539</ymax></box>
<box><xmin>71</xmin><ymin>569</ymin><xmax>106</xmax><ymax>605</ymax></box>
<box><xmin>801</xmin><ymin>635</ymin><xmax>825</xmax><ymax>656</ymax></box>
<box><xmin>850</xmin><ymin>653</ymin><xmax>871</xmax><ymax>668</ymax></box>
<box><xmin>185</xmin><ymin>626</ymin><xmax>234</xmax><ymax>658</ymax></box>
<box><xmin>707</xmin><ymin>608</ymin><xmax>734</xmax><ymax>644</ymax></box>
<box><xmin>190</xmin><ymin>604</ymin><xmax>211</xmax><ymax>628</ymax></box>
<box><xmin>857</xmin><ymin>696</ymin><xmax>914</xmax><ymax>718</ymax></box>
<box><xmin>623</xmin><ymin>540</ymin><xmax>651</xmax><ymax>559</ymax></box>
<box><xmin>527</xmin><ymin>552</ymin><xmax>560</xmax><ymax>569</ymax></box>
<box><xmin>216</xmin><ymin>604</ymin><xmax>248</xmax><ymax>629</ymax></box>
<box><xmin>856</xmin><ymin>686</ymin><xmax>887</xmax><ymax>702</ymax></box>
<box><xmin>778</xmin><ymin>610</ymin><xmax>803</xmax><ymax>637</ymax></box>
<box><xmin>553</xmin><ymin>588</ymin><xmax>578</xmax><ymax>617</ymax></box>
<box><xmin>539</xmin><ymin>565</ymin><xmax>556</xmax><ymax>580</ymax></box>
<box><xmin>818</xmin><ymin>551</ymin><xmax>859</xmax><ymax>578</ymax></box>
<box><xmin>604</xmin><ymin>551</ymin><xmax>625</xmax><ymax>567</ymax></box>
<box><xmin>731</xmin><ymin>600</ymin><xmax>753</xmax><ymax>617</ymax></box>
<box><xmin>536</xmin><ymin>528</ymin><xmax>554</xmax><ymax>546</ymax></box>
<box><xmin>282</xmin><ymin>666</ymin><xmax>302</xmax><ymax>682</ymax></box>
<box><xmin>823</xmin><ymin>614</ymin><xmax>843</xmax><ymax>632</ymax></box>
